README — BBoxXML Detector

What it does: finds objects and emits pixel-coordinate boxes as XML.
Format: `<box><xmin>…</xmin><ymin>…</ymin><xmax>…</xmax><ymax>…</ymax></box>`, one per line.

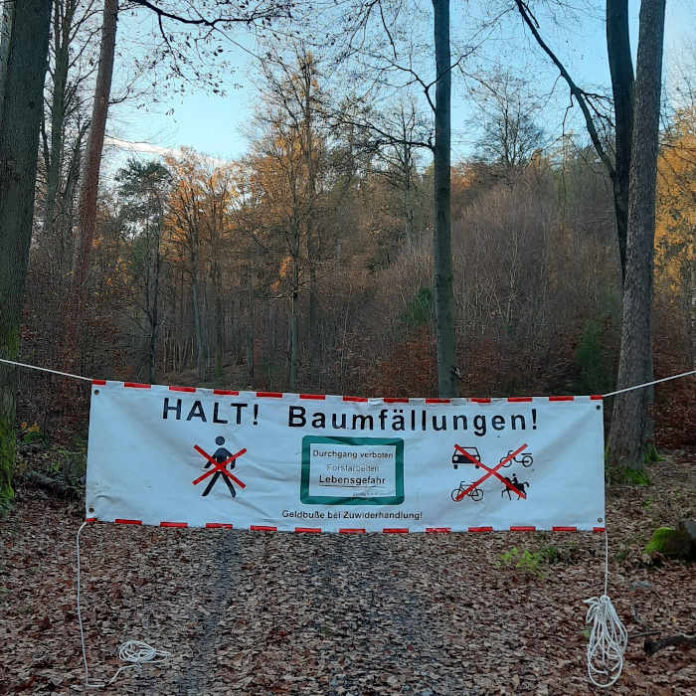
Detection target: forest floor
<box><xmin>0</xmin><ymin>452</ymin><xmax>694</xmax><ymax>696</ymax></box>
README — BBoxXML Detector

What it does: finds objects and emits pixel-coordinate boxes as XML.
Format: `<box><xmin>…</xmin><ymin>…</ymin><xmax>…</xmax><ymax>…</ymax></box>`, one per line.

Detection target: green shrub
<box><xmin>401</xmin><ymin>287</ymin><xmax>432</xmax><ymax>328</ymax></box>
<box><xmin>645</xmin><ymin>525</ymin><xmax>695</xmax><ymax>560</ymax></box>
<box><xmin>21</xmin><ymin>422</ymin><xmax>43</xmax><ymax>444</ymax></box>
<box><xmin>606</xmin><ymin>465</ymin><xmax>651</xmax><ymax>486</ymax></box>
<box><xmin>498</xmin><ymin>543</ymin><xmax>577</xmax><ymax>576</ymax></box>
<box><xmin>574</xmin><ymin>318</ymin><xmax>612</xmax><ymax>394</ymax></box>
<box><xmin>644</xmin><ymin>442</ymin><xmax>664</xmax><ymax>463</ymax></box>
<box><xmin>498</xmin><ymin>547</ymin><xmax>544</xmax><ymax>576</ymax></box>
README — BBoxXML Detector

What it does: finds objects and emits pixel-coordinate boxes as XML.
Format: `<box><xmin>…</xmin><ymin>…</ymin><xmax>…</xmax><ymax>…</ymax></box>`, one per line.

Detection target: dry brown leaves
<box><xmin>1</xmin><ymin>454</ymin><xmax>694</xmax><ymax>695</ymax></box>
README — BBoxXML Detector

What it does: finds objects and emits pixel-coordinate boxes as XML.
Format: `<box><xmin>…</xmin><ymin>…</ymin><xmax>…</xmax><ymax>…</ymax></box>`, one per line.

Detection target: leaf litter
<box><xmin>0</xmin><ymin>454</ymin><xmax>694</xmax><ymax>695</ymax></box>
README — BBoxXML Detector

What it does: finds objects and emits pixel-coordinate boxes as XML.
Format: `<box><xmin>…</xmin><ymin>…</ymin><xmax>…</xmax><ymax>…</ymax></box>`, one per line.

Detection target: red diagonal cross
<box><xmin>454</xmin><ymin>443</ymin><xmax>527</xmax><ymax>501</ymax></box>
<box><xmin>192</xmin><ymin>445</ymin><xmax>247</xmax><ymax>488</ymax></box>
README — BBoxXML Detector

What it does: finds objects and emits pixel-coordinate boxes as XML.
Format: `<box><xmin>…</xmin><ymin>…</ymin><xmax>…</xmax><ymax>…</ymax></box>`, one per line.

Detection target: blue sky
<box><xmin>106</xmin><ymin>0</ymin><xmax>695</xmax><ymax>169</ymax></box>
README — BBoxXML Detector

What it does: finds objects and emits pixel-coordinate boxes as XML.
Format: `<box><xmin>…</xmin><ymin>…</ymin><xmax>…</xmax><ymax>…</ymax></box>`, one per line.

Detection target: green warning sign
<box><xmin>300</xmin><ymin>436</ymin><xmax>404</xmax><ymax>505</ymax></box>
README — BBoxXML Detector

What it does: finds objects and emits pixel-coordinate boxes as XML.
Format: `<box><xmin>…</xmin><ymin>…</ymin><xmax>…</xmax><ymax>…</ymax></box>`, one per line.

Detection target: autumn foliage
<box><xmin>12</xmin><ymin>61</ymin><xmax>695</xmax><ymax>449</ymax></box>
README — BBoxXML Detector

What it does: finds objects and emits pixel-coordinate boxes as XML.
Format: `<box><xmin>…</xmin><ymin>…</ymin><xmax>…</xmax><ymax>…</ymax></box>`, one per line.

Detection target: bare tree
<box><xmin>372</xmin><ymin>99</ymin><xmax>425</xmax><ymax>249</ymax></box>
<box><xmin>200</xmin><ymin>164</ymin><xmax>235</xmax><ymax>375</ymax></box>
<box><xmin>471</xmin><ymin>70</ymin><xmax>544</xmax><ymax>179</ymax></box>
<box><xmin>328</xmin><ymin>0</ymin><xmax>462</xmax><ymax>396</ymax></box>
<box><xmin>606</xmin><ymin>0</ymin><xmax>635</xmax><ymax>273</ymax></box>
<box><xmin>116</xmin><ymin>158</ymin><xmax>172</xmax><ymax>383</ymax></box>
<box><xmin>165</xmin><ymin>151</ymin><xmax>212</xmax><ymax>380</ymax></box>
<box><xmin>42</xmin><ymin>0</ymin><xmax>99</xmax><ymax>242</ymax></box>
<box><xmin>69</xmin><ymin>0</ymin><xmax>118</xmax><ymax>344</ymax></box>
<box><xmin>432</xmin><ymin>0</ymin><xmax>457</xmax><ymax>396</ymax></box>
<box><xmin>607</xmin><ymin>0</ymin><xmax>666</xmax><ymax>469</ymax></box>
<box><xmin>512</xmin><ymin>0</ymin><xmax>633</xmax><ymax>279</ymax></box>
<box><xmin>251</xmin><ymin>48</ymin><xmax>328</xmax><ymax>389</ymax></box>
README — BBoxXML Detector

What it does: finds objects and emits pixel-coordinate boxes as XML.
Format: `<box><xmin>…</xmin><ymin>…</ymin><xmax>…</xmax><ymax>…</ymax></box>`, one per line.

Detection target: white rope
<box><xmin>602</xmin><ymin>368</ymin><xmax>696</xmax><ymax>397</ymax></box>
<box><xmin>0</xmin><ymin>357</ymin><xmax>93</xmax><ymax>382</ymax></box>
<box><xmin>2</xmin><ymin>356</ymin><xmax>695</xmax><ymax>396</ymax></box>
<box><xmin>583</xmin><ymin>531</ymin><xmax>628</xmax><ymax>688</ymax></box>
<box><xmin>76</xmin><ymin>522</ymin><xmax>170</xmax><ymax>689</ymax></box>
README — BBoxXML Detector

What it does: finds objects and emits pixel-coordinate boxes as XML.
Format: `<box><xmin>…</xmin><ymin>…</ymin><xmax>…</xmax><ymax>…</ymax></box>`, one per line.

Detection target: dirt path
<box><xmin>1</xmin><ymin>455</ymin><xmax>694</xmax><ymax>695</ymax></box>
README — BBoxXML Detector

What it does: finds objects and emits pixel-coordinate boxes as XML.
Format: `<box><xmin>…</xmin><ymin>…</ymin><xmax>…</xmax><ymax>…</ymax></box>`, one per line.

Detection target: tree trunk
<box><xmin>0</xmin><ymin>0</ymin><xmax>52</xmax><ymax>510</ymax></box>
<box><xmin>307</xmin><ymin>242</ymin><xmax>317</xmax><ymax>358</ymax></box>
<box><xmin>0</xmin><ymin>0</ymin><xmax>15</xmax><ymax>122</ymax></box>
<box><xmin>59</xmin><ymin>120</ymin><xmax>87</xmax><ymax>269</ymax></box>
<box><xmin>606</xmin><ymin>0</ymin><xmax>635</xmax><ymax>279</ymax></box>
<box><xmin>209</xmin><ymin>207</ymin><xmax>224</xmax><ymax>374</ymax></box>
<box><xmin>404</xmin><ymin>153</ymin><xmax>414</xmax><ymax>248</ymax></box>
<box><xmin>212</xmin><ymin>259</ymin><xmax>223</xmax><ymax>374</ymax></box>
<box><xmin>289</xmin><ymin>233</ymin><xmax>300</xmax><ymax>391</ymax></box>
<box><xmin>432</xmin><ymin>0</ymin><xmax>457</xmax><ymax>397</ymax></box>
<box><xmin>302</xmin><ymin>57</ymin><xmax>319</xmax><ymax>364</ymax></box>
<box><xmin>43</xmin><ymin>1</ymin><xmax>74</xmax><ymax>239</ymax></box>
<box><xmin>147</xmin><ymin>225</ymin><xmax>161</xmax><ymax>384</ymax></box>
<box><xmin>691</xmin><ymin>256</ymin><xmax>696</xmax><ymax>366</ymax></box>
<box><xmin>68</xmin><ymin>0</ymin><xmax>118</xmax><ymax>351</ymax></box>
<box><xmin>148</xmin><ymin>309</ymin><xmax>158</xmax><ymax>383</ymax></box>
<box><xmin>246</xmin><ymin>268</ymin><xmax>255</xmax><ymax>382</ymax></box>
<box><xmin>608</xmin><ymin>0</ymin><xmax>666</xmax><ymax>469</ymax></box>
<box><xmin>191</xmin><ymin>259</ymin><xmax>208</xmax><ymax>380</ymax></box>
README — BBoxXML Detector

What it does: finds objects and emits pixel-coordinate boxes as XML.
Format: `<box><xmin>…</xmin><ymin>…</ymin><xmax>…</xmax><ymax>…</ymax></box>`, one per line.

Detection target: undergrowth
<box><xmin>497</xmin><ymin>544</ymin><xmax>574</xmax><ymax>577</ymax></box>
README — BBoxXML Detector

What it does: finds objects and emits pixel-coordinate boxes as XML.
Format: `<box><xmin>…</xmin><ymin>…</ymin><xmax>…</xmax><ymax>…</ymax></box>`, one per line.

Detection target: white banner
<box><xmin>86</xmin><ymin>382</ymin><xmax>605</xmax><ymax>532</ymax></box>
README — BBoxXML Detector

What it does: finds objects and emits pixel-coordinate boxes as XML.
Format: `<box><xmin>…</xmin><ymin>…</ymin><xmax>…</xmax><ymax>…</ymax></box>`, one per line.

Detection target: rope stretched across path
<box><xmin>1</xmin><ymin>357</ymin><xmax>694</xmax><ymax>397</ymax></box>
<box><xmin>0</xmin><ymin>357</ymin><xmax>93</xmax><ymax>382</ymax></box>
<box><xmin>602</xmin><ymin>369</ymin><xmax>696</xmax><ymax>397</ymax></box>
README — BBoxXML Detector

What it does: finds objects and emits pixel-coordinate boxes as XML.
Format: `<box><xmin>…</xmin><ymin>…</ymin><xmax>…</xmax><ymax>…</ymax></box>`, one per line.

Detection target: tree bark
<box><xmin>147</xmin><ymin>219</ymin><xmax>162</xmax><ymax>384</ymax></box>
<box><xmin>43</xmin><ymin>1</ymin><xmax>77</xmax><ymax>239</ymax></box>
<box><xmin>0</xmin><ymin>0</ymin><xmax>15</xmax><ymax>123</ymax></box>
<box><xmin>296</xmin><ymin>53</ymin><xmax>319</xmax><ymax>365</ymax></box>
<box><xmin>691</xmin><ymin>256</ymin><xmax>696</xmax><ymax>366</ymax></box>
<box><xmin>0</xmin><ymin>0</ymin><xmax>52</xmax><ymax>510</ymax></box>
<box><xmin>289</xmin><ymin>218</ymin><xmax>300</xmax><ymax>391</ymax></box>
<box><xmin>403</xmin><ymin>139</ymin><xmax>414</xmax><ymax>247</ymax></box>
<box><xmin>432</xmin><ymin>0</ymin><xmax>457</xmax><ymax>397</ymax></box>
<box><xmin>246</xmin><ymin>269</ymin><xmax>255</xmax><ymax>382</ymax></box>
<box><xmin>191</xmin><ymin>247</ymin><xmax>208</xmax><ymax>380</ymax></box>
<box><xmin>68</xmin><ymin>0</ymin><xmax>118</xmax><ymax>353</ymax></box>
<box><xmin>606</xmin><ymin>0</ymin><xmax>635</xmax><ymax>279</ymax></box>
<box><xmin>608</xmin><ymin>0</ymin><xmax>666</xmax><ymax>469</ymax></box>
<box><xmin>211</xmin><ymin>254</ymin><xmax>223</xmax><ymax>373</ymax></box>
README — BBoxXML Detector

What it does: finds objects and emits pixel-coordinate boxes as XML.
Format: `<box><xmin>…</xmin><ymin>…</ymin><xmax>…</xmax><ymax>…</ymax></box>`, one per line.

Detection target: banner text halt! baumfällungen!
<box><xmin>85</xmin><ymin>382</ymin><xmax>605</xmax><ymax>532</ymax></box>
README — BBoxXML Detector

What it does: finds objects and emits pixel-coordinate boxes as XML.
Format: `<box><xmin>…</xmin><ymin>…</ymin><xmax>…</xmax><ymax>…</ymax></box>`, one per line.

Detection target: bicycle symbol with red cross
<box><xmin>450</xmin><ymin>443</ymin><xmax>529</xmax><ymax>502</ymax></box>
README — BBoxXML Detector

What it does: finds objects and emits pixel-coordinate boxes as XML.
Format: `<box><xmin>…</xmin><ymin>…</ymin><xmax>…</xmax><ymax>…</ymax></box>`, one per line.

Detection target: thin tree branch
<box><xmin>129</xmin><ymin>0</ymin><xmax>289</xmax><ymax>28</ymax></box>
<box><xmin>513</xmin><ymin>0</ymin><xmax>615</xmax><ymax>178</ymax></box>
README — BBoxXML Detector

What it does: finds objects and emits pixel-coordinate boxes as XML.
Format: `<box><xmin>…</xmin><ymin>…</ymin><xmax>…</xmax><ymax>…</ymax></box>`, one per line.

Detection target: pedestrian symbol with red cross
<box><xmin>192</xmin><ymin>436</ymin><xmax>246</xmax><ymax>498</ymax></box>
